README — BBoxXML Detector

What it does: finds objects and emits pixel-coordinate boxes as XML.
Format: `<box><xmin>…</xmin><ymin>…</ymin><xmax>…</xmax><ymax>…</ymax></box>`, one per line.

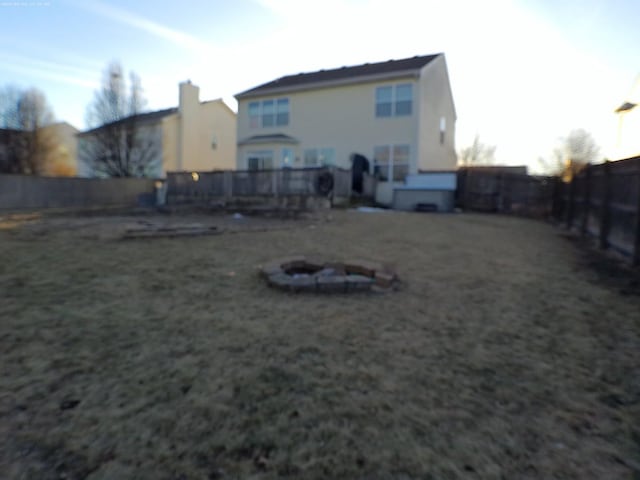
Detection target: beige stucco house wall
<box><xmin>161</xmin><ymin>82</ymin><xmax>237</xmax><ymax>173</ymax></box>
<box><xmin>78</xmin><ymin>82</ymin><xmax>236</xmax><ymax>178</ymax></box>
<box><xmin>235</xmin><ymin>53</ymin><xmax>456</xmax><ymax>205</ymax></box>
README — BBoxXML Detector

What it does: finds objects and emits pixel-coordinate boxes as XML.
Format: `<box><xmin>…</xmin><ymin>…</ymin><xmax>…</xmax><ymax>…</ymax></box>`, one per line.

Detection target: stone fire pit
<box><xmin>260</xmin><ymin>256</ymin><xmax>398</xmax><ymax>293</ymax></box>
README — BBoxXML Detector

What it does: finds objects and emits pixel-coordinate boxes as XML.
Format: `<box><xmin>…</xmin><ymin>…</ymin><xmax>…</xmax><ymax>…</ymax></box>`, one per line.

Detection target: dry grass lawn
<box><xmin>1</xmin><ymin>210</ymin><xmax>639</xmax><ymax>479</ymax></box>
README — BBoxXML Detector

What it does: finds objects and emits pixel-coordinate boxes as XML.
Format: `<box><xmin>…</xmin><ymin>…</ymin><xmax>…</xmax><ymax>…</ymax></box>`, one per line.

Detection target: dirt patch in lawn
<box><xmin>1</xmin><ymin>211</ymin><xmax>639</xmax><ymax>479</ymax></box>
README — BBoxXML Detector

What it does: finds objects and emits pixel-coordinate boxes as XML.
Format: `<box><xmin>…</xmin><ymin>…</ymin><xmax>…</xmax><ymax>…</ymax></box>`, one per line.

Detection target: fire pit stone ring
<box><xmin>259</xmin><ymin>256</ymin><xmax>398</xmax><ymax>293</ymax></box>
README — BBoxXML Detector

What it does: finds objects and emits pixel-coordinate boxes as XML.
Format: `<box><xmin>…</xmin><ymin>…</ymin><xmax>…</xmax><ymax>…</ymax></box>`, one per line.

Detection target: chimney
<box><xmin>178</xmin><ymin>81</ymin><xmax>200</xmax><ymax>171</ymax></box>
<box><xmin>179</xmin><ymin>80</ymin><xmax>199</xmax><ymax>114</ymax></box>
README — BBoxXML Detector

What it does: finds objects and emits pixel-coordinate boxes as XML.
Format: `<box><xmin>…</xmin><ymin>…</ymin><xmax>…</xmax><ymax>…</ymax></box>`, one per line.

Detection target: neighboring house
<box><xmin>0</xmin><ymin>122</ymin><xmax>78</xmax><ymax>176</ymax></box>
<box><xmin>235</xmin><ymin>53</ymin><xmax>457</xmax><ymax>204</ymax></box>
<box><xmin>614</xmin><ymin>75</ymin><xmax>640</xmax><ymax>160</ymax></box>
<box><xmin>78</xmin><ymin>81</ymin><xmax>236</xmax><ymax>177</ymax></box>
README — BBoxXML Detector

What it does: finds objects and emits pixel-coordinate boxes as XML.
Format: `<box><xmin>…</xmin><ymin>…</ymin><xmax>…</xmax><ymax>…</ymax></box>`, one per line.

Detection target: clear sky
<box><xmin>1</xmin><ymin>0</ymin><xmax>638</xmax><ymax>171</ymax></box>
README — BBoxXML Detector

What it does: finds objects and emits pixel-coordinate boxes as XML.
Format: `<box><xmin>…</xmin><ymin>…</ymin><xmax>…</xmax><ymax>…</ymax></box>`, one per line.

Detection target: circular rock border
<box><xmin>259</xmin><ymin>256</ymin><xmax>398</xmax><ymax>293</ymax></box>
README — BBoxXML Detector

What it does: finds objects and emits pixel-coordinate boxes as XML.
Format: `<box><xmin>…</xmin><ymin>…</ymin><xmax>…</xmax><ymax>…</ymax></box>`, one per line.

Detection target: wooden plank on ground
<box><xmin>122</xmin><ymin>224</ymin><xmax>220</xmax><ymax>240</ymax></box>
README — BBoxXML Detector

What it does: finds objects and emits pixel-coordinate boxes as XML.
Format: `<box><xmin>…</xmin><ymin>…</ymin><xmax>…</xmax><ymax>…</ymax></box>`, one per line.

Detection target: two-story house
<box><xmin>78</xmin><ymin>81</ymin><xmax>236</xmax><ymax>178</ymax></box>
<box><xmin>235</xmin><ymin>53</ymin><xmax>456</xmax><ymax>204</ymax></box>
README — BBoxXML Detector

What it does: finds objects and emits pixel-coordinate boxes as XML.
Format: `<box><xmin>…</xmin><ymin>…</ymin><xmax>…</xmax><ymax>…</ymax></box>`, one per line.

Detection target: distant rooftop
<box><xmin>78</xmin><ymin>107</ymin><xmax>178</xmax><ymax>136</ymax></box>
<box><xmin>79</xmin><ymin>108</ymin><xmax>178</xmax><ymax>136</ymax></box>
<box><xmin>236</xmin><ymin>53</ymin><xmax>441</xmax><ymax>98</ymax></box>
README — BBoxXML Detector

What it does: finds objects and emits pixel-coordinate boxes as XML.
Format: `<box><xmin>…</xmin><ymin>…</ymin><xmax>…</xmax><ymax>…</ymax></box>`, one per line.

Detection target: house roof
<box><xmin>236</xmin><ymin>53</ymin><xmax>441</xmax><ymax>99</ymax></box>
<box><xmin>78</xmin><ymin>107</ymin><xmax>178</xmax><ymax>137</ymax></box>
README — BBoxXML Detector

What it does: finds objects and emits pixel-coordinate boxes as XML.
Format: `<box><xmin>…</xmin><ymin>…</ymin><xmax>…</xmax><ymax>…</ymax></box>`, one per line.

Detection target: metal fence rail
<box><xmin>166</xmin><ymin>167</ymin><xmax>359</xmax><ymax>205</ymax></box>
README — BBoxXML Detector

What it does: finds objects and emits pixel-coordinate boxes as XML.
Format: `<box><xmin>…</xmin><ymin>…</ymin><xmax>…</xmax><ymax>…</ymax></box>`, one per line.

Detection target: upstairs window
<box><xmin>249</xmin><ymin>102</ymin><xmax>260</xmax><ymax>128</ymax></box>
<box><xmin>375</xmin><ymin>86</ymin><xmax>393</xmax><ymax>117</ymax></box>
<box><xmin>262</xmin><ymin>100</ymin><xmax>274</xmax><ymax>127</ymax></box>
<box><xmin>375</xmin><ymin>84</ymin><xmax>413</xmax><ymax>117</ymax></box>
<box><xmin>276</xmin><ymin>99</ymin><xmax>289</xmax><ymax>126</ymax></box>
<box><xmin>248</xmin><ymin>98</ymin><xmax>290</xmax><ymax>128</ymax></box>
<box><xmin>395</xmin><ymin>84</ymin><xmax>413</xmax><ymax>115</ymax></box>
<box><xmin>439</xmin><ymin>116</ymin><xmax>446</xmax><ymax>144</ymax></box>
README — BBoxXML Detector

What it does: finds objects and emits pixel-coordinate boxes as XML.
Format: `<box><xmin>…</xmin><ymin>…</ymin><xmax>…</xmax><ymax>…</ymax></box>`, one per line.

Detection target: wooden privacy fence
<box><xmin>0</xmin><ymin>174</ymin><xmax>156</xmax><ymax>211</ymax></box>
<box><xmin>555</xmin><ymin>156</ymin><xmax>640</xmax><ymax>265</ymax></box>
<box><xmin>457</xmin><ymin>169</ymin><xmax>555</xmax><ymax>218</ymax></box>
<box><xmin>166</xmin><ymin>167</ymin><xmax>358</xmax><ymax>205</ymax></box>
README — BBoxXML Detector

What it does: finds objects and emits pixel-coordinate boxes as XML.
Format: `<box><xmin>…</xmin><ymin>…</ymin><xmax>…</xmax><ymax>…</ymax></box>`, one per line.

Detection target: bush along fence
<box><xmin>165</xmin><ymin>167</ymin><xmax>374</xmax><ymax>208</ymax></box>
<box><xmin>553</xmin><ymin>156</ymin><xmax>640</xmax><ymax>266</ymax></box>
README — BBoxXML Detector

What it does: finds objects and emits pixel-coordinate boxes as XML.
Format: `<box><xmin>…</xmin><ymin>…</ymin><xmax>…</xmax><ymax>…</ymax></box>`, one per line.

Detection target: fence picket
<box><xmin>634</xmin><ymin>158</ymin><xmax>640</xmax><ymax>266</ymax></box>
<box><xmin>581</xmin><ymin>164</ymin><xmax>591</xmax><ymax>236</ymax></box>
<box><xmin>599</xmin><ymin>160</ymin><xmax>612</xmax><ymax>250</ymax></box>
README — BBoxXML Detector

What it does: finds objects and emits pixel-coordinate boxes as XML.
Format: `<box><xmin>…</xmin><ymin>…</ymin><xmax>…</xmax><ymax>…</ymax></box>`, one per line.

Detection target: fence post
<box><xmin>223</xmin><ymin>171</ymin><xmax>232</xmax><ymax>200</ymax></box>
<box><xmin>272</xmin><ymin>169</ymin><xmax>279</xmax><ymax>199</ymax></box>
<box><xmin>464</xmin><ymin>169</ymin><xmax>472</xmax><ymax>210</ymax></box>
<box><xmin>633</xmin><ymin>158</ymin><xmax>640</xmax><ymax>266</ymax></box>
<box><xmin>566</xmin><ymin>174</ymin><xmax>576</xmax><ymax>229</ymax></box>
<box><xmin>580</xmin><ymin>164</ymin><xmax>591</xmax><ymax>237</ymax></box>
<box><xmin>551</xmin><ymin>176</ymin><xmax>562</xmax><ymax>221</ymax></box>
<box><xmin>599</xmin><ymin>160</ymin><xmax>612</xmax><ymax>250</ymax></box>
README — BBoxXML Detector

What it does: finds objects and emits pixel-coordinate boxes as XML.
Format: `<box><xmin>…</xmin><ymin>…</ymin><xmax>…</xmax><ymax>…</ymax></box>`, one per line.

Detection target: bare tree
<box><xmin>0</xmin><ymin>85</ymin><xmax>21</xmax><ymax>129</ymax></box>
<box><xmin>81</xmin><ymin>62</ymin><xmax>159</xmax><ymax>177</ymax></box>
<box><xmin>539</xmin><ymin>129</ymin><xmax>601</xmax><ymax>178</ymax></box>
<box><xmin>0</xmin><ymin>86</ymin><xmax>55</xmax><ymax>174</ymax></box>
<box><xmin>458</xmin><ymin>135</ymin><xmax>497</xmax><ymax>166</ymax></box>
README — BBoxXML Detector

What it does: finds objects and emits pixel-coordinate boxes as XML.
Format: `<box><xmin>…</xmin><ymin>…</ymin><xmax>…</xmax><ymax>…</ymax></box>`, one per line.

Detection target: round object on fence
<box><xmin>317</xmin><ymin>172</ymin><xmax>334</xmax><ymax>195</ymax></box>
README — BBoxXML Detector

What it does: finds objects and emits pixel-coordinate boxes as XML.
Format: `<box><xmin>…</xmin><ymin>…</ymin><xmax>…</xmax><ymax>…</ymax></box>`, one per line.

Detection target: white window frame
<box><xmin>248</xmin><ymin>98</ymin><xmax>290</xmax><ymax>128</ymax></box>
<box><xmin>375</xmin><ymin>83</ymin><xmax>413</xmax><ymax>117</ymax></box>
<box><xmin>373</xmin><ymin>144</ymin><xmax>410</xmax><ymax>182</ymax></box>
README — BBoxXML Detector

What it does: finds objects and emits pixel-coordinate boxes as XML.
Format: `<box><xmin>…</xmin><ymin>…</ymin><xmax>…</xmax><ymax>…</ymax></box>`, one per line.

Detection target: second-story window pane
<box><xmin>249</xmin><ymin>102</ymin><xmax>260</xmax><ymax>128</ymax></box>
<box><xmin>276</xmin><ymin>98</ymin><xmax>289</xmax><ymax>126</ymax></box>
<box><xmin>262</xmin><ymin>100</ymin><xmax>274</xmax><ymax>127</ymax></box>
<box><xmin>375</xmin><ymin>86</ymin><xmax>392</xmax><ymax>117</ymax></box>
<box><xmin>395</xmin><ymin>84</ymin><xmax>412</xmax><ymax>116</ymax></box>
